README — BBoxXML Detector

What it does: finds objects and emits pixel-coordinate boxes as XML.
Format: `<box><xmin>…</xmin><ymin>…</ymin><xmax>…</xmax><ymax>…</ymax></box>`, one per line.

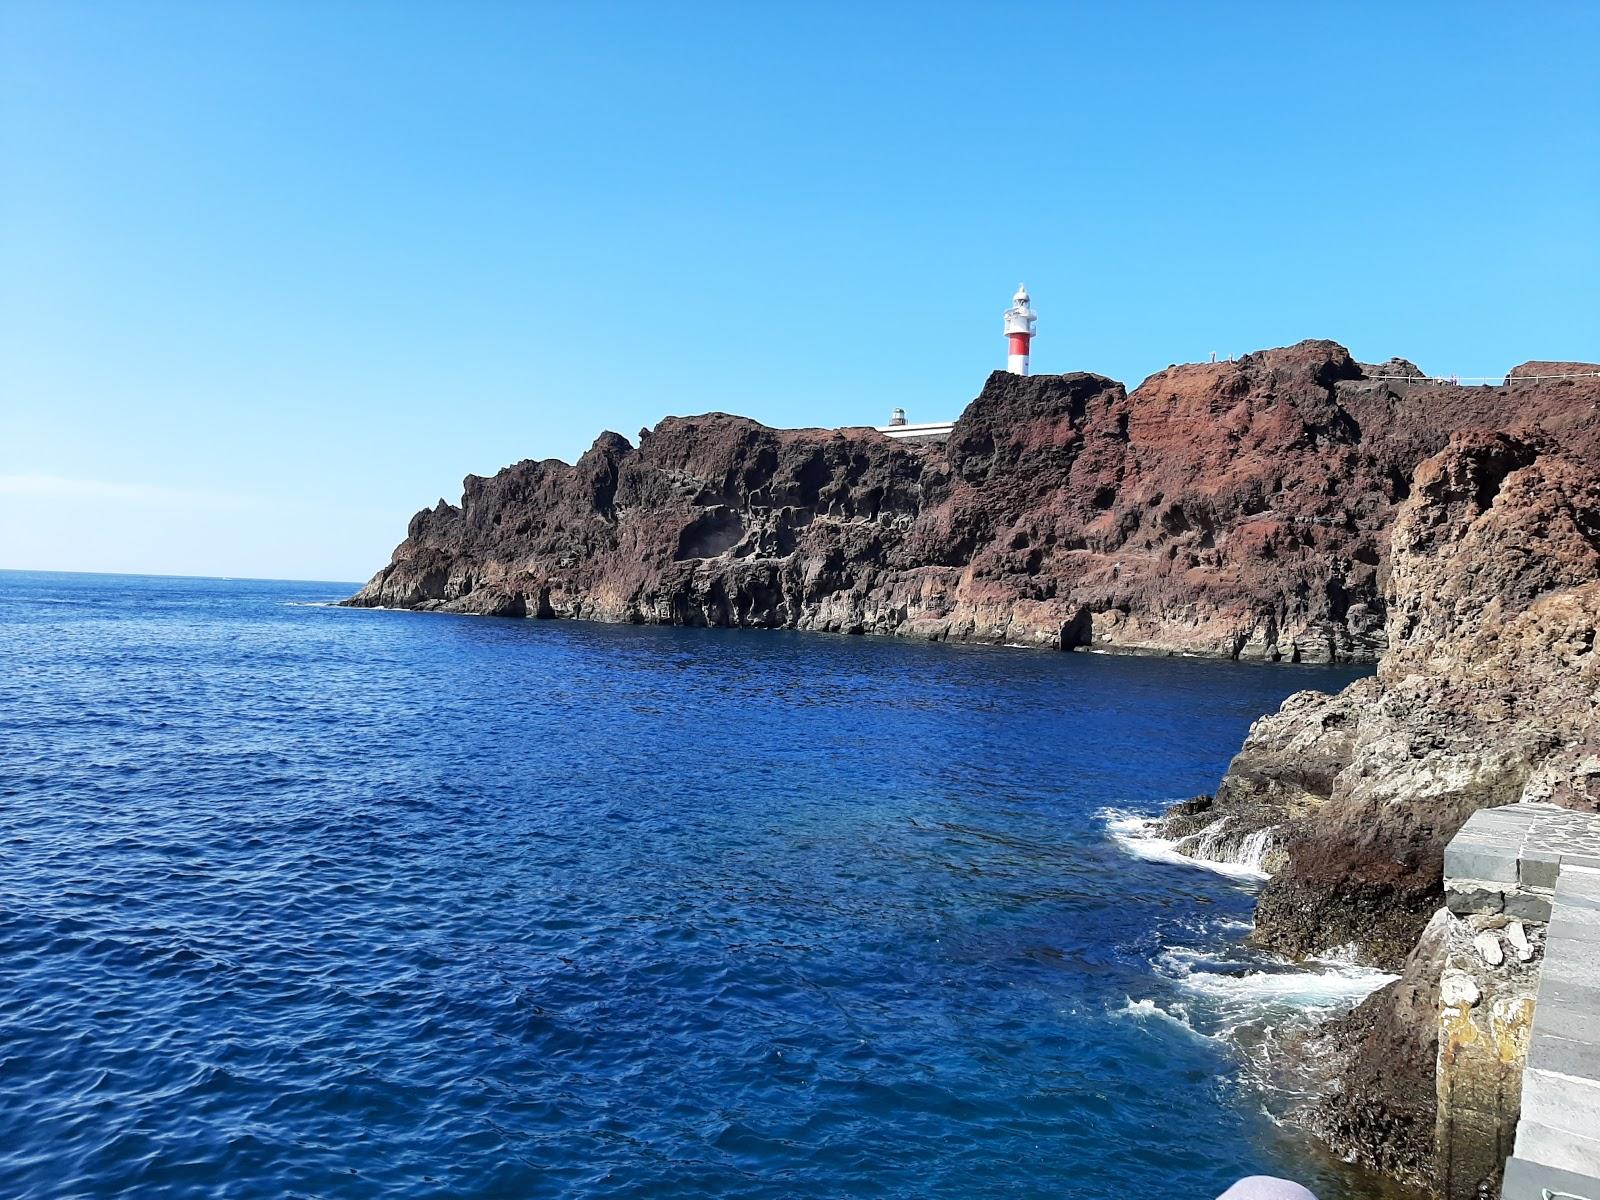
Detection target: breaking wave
<box><xmin>1148</xmin><ymin>943</ymin><xmax>1398</xmax><ymax>1104</ymax></box>
<box><xmin>1115</xmin><ymin>997</ymin><xmax>1211</xmax><ymax>1040</ymax></box>
<box><xmin>1184</xmin><ymin>818</ymin><xmax>1277</xmax><ymax>875</ymax></box>
<box><xmin>1158</xmin><ymin>946</ymin><xmax>1396</xmax><ymax>1016</ymax></box>
<box><xmin>1104</xmin><ymin>806</ymin><xmax>1397</xmax><ymax>1117</ymax></box>
<box><xmin>1098</xmin><ymin>807</ymin><xmax>1271</xmax><ymax>880</ymax></box>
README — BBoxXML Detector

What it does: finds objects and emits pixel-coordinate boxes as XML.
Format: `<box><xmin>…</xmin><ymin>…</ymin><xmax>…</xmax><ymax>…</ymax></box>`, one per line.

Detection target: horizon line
<box><xmin>0</xmin><ymin>566</ymin><xmax>364</xmax><ymax>588</ymax></box>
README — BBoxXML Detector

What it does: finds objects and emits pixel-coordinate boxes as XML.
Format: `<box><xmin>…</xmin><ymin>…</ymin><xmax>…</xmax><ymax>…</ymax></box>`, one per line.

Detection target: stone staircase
<box><xmin>1444</xmin><ymin>804</ymin><xmax>1600</xmax><ymax>1200</ymax></box>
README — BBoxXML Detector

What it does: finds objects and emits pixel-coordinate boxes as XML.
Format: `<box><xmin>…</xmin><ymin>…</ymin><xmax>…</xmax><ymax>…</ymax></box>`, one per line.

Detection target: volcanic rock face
<box><xmin>349</xmin><ymin>342</ymin><xmax>1598</xmax><ymax>1189</ymax></box>
<box><xmin>348</xmin><ymin>342</ymin><xmax>1596</xmax><ymax>665</ymax></box>
<box><xmin>1302</xmin><ymin>908</ymin><xmax>1455</xmax><ymax>1184</ymax></box>
<box><xmin>1200</xmin><ymin>427</ymin><xmax>1600</xmax><ymax>969</ymax></box>
<box><xmin>1164</xmin><ymin>412</ymin><xmax>1599</xmax><ymax>1185</ymax></box>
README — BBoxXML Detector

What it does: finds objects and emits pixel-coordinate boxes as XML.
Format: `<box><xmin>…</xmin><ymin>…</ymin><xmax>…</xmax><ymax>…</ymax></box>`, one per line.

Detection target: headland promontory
<box><xmin>347</xmin><ymin>340</ymin><xmax>1600</xmax><ymax>1197</ymax></box>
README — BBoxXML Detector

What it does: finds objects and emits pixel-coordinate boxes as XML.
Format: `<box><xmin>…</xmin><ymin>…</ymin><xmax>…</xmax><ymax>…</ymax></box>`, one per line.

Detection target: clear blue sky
<box><xmin>3</xmin><ymin>1</ymin><xmax>1596</xmax><ymax>582</ymax></box>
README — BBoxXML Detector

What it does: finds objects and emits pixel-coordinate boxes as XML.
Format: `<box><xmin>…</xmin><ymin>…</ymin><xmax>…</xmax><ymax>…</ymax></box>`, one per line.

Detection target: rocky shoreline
<box><xmin>346</xmin><ymin>342</ymin><xmax>1595</xmax><ymax>667</ymax></box>
<box><xmin>1156</xmin><ymin>424</ymin><xmax>1600</xmax><ymax>1191</ymax></box>
<box><xmin>350</xmin><ymin>342</ymin><xmax>1599</xmax><ymax>1193</ymax></box>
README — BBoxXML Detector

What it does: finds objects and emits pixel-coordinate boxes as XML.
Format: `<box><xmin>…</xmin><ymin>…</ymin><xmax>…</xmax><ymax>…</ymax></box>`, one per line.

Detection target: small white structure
<box><xmin>1003</xmin><ymin>283</ymin><xmax>1037</xmax><ymax>375</ymax></box>
<box><xmin>867</xmin><ymin>291</ymin><xmax>1042</xmax><ymax>443</ymax></box>
<box><xmin>874</xmin><ymin>409</ymin><xmax>955</xmax><ymax>443</ymax></box>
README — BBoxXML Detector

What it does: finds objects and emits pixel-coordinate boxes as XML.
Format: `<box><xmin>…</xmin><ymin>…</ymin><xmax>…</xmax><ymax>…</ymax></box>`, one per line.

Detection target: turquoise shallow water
<box><xmin>1</xmin><ymin>570</ymin><xmax>1384</xmax><ymax>1199</ymax></box>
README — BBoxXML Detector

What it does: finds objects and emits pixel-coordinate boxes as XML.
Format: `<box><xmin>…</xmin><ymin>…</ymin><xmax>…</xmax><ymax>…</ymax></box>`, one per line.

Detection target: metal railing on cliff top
<box><xmin>1366</xmin><ymin>371</ymin><xmax>1600</xmax><ymax>385</ymax></box>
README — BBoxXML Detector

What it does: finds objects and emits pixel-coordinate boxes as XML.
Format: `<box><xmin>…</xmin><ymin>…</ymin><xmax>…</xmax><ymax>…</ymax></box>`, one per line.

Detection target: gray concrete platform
<box><xmin>1517</xmin><ymin>865</ymin><xmax>1600</xmax><ymax>1181</ymax></box>
<box><xmin>1502</xmin><ymin>1153</ymin><xmax>1600</xmax><ymax>1200</ymax></box>
<box><xmin>1443</xmin><ymin>807</ymin><xmax>1600</xmax><ymax>1199</ymax></box>
<box><xmin>1446</xmin><ymin>804</ymin><xmax>1600</xmax><ymax>925</ymax></box>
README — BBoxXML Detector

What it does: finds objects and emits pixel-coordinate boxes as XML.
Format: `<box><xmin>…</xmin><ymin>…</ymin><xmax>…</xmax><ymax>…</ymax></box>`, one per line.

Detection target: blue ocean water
<box><xmin>1</xmin><ymin>570</ymin><xmax>1393</xmax><ymax>1200</ymax></box>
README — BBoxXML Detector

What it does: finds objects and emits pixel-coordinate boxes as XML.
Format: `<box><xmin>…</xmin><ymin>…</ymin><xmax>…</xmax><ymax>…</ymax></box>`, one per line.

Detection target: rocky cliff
<box><xmin>1160</xmin><ymin>413</ymin><xmax>1600</xmax><ymax>1185</ymax></box>
<box><xmin>350</xmin><ymin>340</ymin><xmax>1598</xmax><ymax>1190</ymax></box>
<box><xmin>346</xmin><ymin>342</ymin><xmax>1596</xmax><ymax>664</ymax></box>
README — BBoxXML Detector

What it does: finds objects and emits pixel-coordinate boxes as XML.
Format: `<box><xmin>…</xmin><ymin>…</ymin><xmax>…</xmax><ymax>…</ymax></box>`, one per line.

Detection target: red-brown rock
<box><xmin>347</xmin><ymin>343</ymin><xmax>1600</xmax><ymax>668</ymax></box>
<box><xmin>1164</xmin><ymin>423</ymin><xmax>1599</xmax><ymax>1186</ymax></box>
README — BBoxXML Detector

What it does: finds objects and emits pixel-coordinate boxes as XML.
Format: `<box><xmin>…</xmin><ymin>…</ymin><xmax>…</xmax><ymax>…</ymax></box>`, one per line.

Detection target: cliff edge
<box><xmin>348</xmin><ymin>341</ymin><xmax>1599</xmax><ymax>1189</ymax></box>
<box><xmin>1162</xmin><ymin>410</ymin><xmax>1600</xmax><ymax>1185</ymax></box>
<box><xmin>347</xmin><ymin>342</ymin><xmax>1597</xmax><ymax>664</ymax></box>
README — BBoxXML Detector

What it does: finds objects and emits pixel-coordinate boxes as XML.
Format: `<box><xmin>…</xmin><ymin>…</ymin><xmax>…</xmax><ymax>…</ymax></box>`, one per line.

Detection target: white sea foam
<box><xmin>1187</xmin><ymin>819</ymin><xmax>1277</xmax><ymax>876</ymax></box>
<box><xmin>1311</xmin><ymin>943</ymin><xmax>1365</xmax><ymax>967</ymax></box>
<box><xmin>1157</xmin><ymin>946</ymin><xmax>1396</xmax><ymax>1016</ymax></box>
<box><xmin>1103</xmin><ymin>804</ymin><xmax>1398</xmax><ymax>1125</ymax></box>
<box><xmin>1139</xmin><ymin>944</ymin><xmax>1399</xmax><ymax>1114</ymax></box>
<box><xmin>1101</xmin><ymin>806</ymin><xmax>1399</xmax><ymax>1126</ymax></box>
<box><xmin>1115</xmin><ymin>996</ymin><xmax>1211</xmax><ymax>1039</ymax></box>
<box><xmin>1101</xmin><ymin>812</ymin><xmax>1395</xmax><ymax>1015</ymax></box>
<box><xmin>1179</xmin><ymin>962</ymin><xmax>1395</xmax><ymax>1007</ymax></box>
<box><xmin>1114</xmin><ymin>950</ymin><xmax>1394</xmax><ymax>1092</ymax></box>
<box><xmin>1098</xmin><ymin>807</ymin><xmax>1270</xmax><ymax>880</ymax></box>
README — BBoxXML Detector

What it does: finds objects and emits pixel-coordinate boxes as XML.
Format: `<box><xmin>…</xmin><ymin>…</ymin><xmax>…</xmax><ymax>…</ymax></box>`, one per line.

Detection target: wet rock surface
<box><xmin>347</xmin><ymin>343</ymin><xmax>1598</xmax><ymax>663</ymax></box>
<box><xmin>349</xmin><ymin>341</ymin><xmax>1599</xmax><ymax>1192</ymax></box>
<box><xmin>1300</xmin><ymin>909</ymin><xmax>1453</xmax><ymax>1187</ymax></box>
<box><xmin>1161</xmin><ymin>405</ymin><xmax>1600</xmax><ymax>1185</ymax></box>
<box><xmin>1245</xmin><ymin>428</ymin><xmax>1600</xmax><ymax>967</ymax></box>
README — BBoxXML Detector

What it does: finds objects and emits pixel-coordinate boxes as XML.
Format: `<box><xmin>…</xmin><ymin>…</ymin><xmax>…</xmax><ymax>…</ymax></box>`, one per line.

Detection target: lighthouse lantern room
<box><xmin>1003</xmin><ymin>284</ymin><xmax>1036</xmax><ymax>375</ymax></box>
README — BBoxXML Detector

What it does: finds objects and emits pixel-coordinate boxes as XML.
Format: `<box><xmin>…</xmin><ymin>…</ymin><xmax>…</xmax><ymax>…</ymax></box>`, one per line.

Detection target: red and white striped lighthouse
<box><xmin>1003</xmin><ymin>283</ymin><xmax>1036</xmax><ymax>375</ymax></box>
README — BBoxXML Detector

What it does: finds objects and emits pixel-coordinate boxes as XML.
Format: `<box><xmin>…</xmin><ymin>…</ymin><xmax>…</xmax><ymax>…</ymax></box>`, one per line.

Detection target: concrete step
<box><xmin>1502</xmin><ymin>1154</ymin><xmax>1600</xmax><ymax>1200</ymax></box>
<box><xmin>1514</xmin><ymin>1117</ymin><xmax>1600</xmax><ymax>1177</ymax></box>
<box><xmin>1522</xmin><ymin>1064</ymin><xmax>1600</xmax><ymax>1145</ymax></box>
<box><xmin>1530</xmin><ymin>1032</ymin><xmax>1600</xmax><ymax>1084</ymax></box>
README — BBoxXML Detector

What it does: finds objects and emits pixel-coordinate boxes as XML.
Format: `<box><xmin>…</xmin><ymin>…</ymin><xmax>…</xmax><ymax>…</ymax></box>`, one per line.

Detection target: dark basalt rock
<box><xmin>1156</xmin><ymin>795</ymin><xmax>1217</xmax><ymax>839</ymax></box>
<box><xmin>1301</xmin><ymin>909</ymin><xmax>1453</xmax><ymax>1188</ymax></box>
<box><xmin>1158</xmin><ymin>412</ymin><xmax>1600</xmax><ymax>1183</ymax></box>
<box><xmin>346</xmin><ymin>344</ymin><xmax>1600</xmax><ymax>667</ymax></box>
<box><xmin>345</xmin><ymin>343</ymin><xmax>1600</xmax><ymax>1191</ymax></box>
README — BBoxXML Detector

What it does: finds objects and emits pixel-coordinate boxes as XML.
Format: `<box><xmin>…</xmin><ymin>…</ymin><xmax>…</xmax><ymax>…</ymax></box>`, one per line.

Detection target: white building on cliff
<box><xmin>869</xmin><ymin>284</ymin><xmax>1040</xmax><ymax>442</ymax></box>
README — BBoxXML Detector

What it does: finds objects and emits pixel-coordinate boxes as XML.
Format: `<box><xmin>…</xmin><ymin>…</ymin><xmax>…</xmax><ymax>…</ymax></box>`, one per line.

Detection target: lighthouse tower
<box><xmin>1003</xmin><ymin>284</ymin><xmax>1037</xmax><ymax>375</ymax></box>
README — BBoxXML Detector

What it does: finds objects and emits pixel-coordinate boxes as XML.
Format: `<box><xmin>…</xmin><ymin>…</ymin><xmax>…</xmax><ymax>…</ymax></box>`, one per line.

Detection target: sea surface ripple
<box><xmin>1</xmin><ymin>571</ymin><xmax>1385</xmax><ymax>1199</ymax></box>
